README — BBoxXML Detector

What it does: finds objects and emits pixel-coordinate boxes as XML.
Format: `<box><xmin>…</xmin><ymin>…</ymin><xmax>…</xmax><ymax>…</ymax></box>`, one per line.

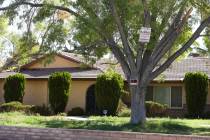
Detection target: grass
<box><xmin>0</xmin><ymin>112</ymin><xmax>210</xmax><ymax>136</ymax></box>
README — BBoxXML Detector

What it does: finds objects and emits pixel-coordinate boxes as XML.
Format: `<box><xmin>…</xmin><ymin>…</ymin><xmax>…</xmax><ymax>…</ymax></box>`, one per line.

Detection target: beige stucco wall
<box><xmin>24</xmin><ymin>80</ymin><xmax>48</xmax><ymax>106</ymax></box>
<box><xmin>0</xmin><ymin>79</ymin><xmax>95</xmax><ymax>112</ymax></box>
<box><xmin>27</xmin><ymin>55</ymin><xmax>81</xmax><ymax>69</ymax></box>
<box><xmin>66</xmin><ymin>80</ymin><xmax>96</xmax><ymax>111</ymax></box>
<box><xmin>23</xmin><ymin>79</ymin><xmax>96</xmax><ymax>112</ymax></box>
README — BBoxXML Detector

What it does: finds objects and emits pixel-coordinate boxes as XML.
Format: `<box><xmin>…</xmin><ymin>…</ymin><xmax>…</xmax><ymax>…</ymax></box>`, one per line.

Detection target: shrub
<box><xmin>68</xmin><ymin>107</ymin><xmax>85</xmax><ymax>116</ymax></box>
<box><xmin>117</xmin><ymin>99</ymin><xmax>128</xmax><ymax>113</ymax></box>
<box><xmin>30</xmin><ymin>105</ymin><xmax>52</xmax><ymax>116</ymax></box>
<box><xmin>117</xmin><ymin>101</ymin><xmax>168</xmax><ymax>117</ymax></box>
<box><xmin>118</xmin><ymin>108</ymin><xmax>131</xmax><ymax>117</ymax></box>
<box><xmin>4</xmin><ymin>74</ymin><xmax>25</xmax><ymax>103</ymax></box>
<box><xmin>57</xmin><ymin>112</ymin><xmax>67</xmax><ymax>116</ymax></box>
<box><xmin>184</xmin><ymin>72</ymin><xmax>209</xmax><ymax>118</ymax></box>
<box><xmin>95</xmin><ymin>71</ymin><xmax>124</xmax><ymax>116</ymax></box>
<box><xmin>200</xmin><ymin>111</ymin><xmax>210</xmax><ymax>119</ymax></box>
<box><xmin>121</xmin><ymin>90</ymin><xmax>131</xmax><ymax>107</ymax></box>
<box><xmin>120</xmin><ymin>83</ymin><xmax>131</xmax><ymax>107</ymax></box>
<box><xmin>145</xmin><ymin>101</ymin><xmax>168</xmax><ymax>117</ymax></box>
<box><xmin>0</xmin><ymin>102</ymin><xmax>31</xmax><ymax>112</ymax></box>
<box><xmin>48</xmin><ymin>72</ymin><xmax>71</xmax><ymax>114</ymax></box>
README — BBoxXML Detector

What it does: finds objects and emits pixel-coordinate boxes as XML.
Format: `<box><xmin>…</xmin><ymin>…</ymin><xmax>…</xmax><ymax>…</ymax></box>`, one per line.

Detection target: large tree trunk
<box><xmin>130</xmin><ymin>84</ymin><xmax>147</xmax><ymax>124</ymax></box>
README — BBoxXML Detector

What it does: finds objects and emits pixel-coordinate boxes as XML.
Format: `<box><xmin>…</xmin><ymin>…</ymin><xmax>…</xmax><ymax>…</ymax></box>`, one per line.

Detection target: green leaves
<box><xmin>0</xmin><ymin>0</ymin><xmax>210</xmax><ymax>67</ymax></box>
<box><xmin>0</xmin><ymin>15</ymin><xmax>8</xmax><ymax>36</ymax></box>
<box><xmin>4</xmin><ymin>73</ymin><xmax>25</xmax><ymax>103</ymax></box>
<box><xmin>184</xmin><ymin>72</ymin><xmax>209</xmax><ymax>117</ymax></box>
<box><xmin>33</xmin><ymin>5</ymin><xmax>55</xmax><ymax>23</ymax></box>
<box><xmin>95</xmin><ymin>71</ymin><xmax>124</xmax><ymax>115</ymax></box>
<box><xmin>48</xmin><ymin>72</ymin><xmax>71</xmax><ymax>114</ymax></box>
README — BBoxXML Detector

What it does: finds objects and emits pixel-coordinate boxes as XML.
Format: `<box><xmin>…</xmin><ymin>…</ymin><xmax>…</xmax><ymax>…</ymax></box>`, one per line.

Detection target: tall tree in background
<box><xmin>0</xmin><ymin>0</ymin><xmax>210</xmax><ymax>124</ymax></box>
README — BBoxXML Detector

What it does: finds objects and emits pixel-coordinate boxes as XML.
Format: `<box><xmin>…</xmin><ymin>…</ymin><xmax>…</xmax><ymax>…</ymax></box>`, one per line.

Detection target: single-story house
<box><xmin>0</xmin><ymin>52</ymin><xmax>209</xmax><ymax>116</ymax></box>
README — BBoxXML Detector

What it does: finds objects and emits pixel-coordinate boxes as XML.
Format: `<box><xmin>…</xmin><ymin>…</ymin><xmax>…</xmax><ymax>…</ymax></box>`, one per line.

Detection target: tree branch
<box><xmin>136</xmin><ymin>0</ymin><xmax>151</xmax><ymax>72</ymax></box>
<box><xmin>150</xmin><ymin>16</ymin><xmax>210</xmax><ymax>80</ymax></box>
<box><xmin>106</xmin><ymin>38</ymin><xmax>131</xmax><ymax>78</ymax></box>
<box><xmin>0</xmin><ymin>2</ymin><xmax>78</xmax><ymax>16</ymax></box>
<box><xmin>151</xmin><ymin>7</ymin><xmax>193</xmax><ymax>68</ymax></box>
<box><xmin>108</xmin><ymin>0</ymin><xmax>136</xmax><ymax>71</ymax></box>
<box><xmin>151</xmin><ymin>2</ymin><xmax>187</xmax><ymax>60</ymax></box>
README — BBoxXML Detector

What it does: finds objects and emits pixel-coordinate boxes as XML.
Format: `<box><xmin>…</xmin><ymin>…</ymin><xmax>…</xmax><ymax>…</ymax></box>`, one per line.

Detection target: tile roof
<box><xmin>160</xmin><ymin>57</ymin><xmax>210</xmax><ymax>81</ymax></box>
<box><xmin>0</xmin><ymin>68</ymin><xmax>102</xmax><ymax>79</ymax></box>
<box><xmin>95</xmin><ymin>57</ymin><xmax>210</xmax><ymax>81</ymax></box>
<box><xmin>1</xmin><ymin>51</ymin><xmax>210</xmax><ymax>81</ymax></box>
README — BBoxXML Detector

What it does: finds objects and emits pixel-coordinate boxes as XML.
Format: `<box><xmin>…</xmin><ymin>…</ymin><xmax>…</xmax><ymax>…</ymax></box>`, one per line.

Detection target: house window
<box><xmin>171</xmin><ymin>86</ymin><xmax>182</xmax><ymax>108</ymax></box>
<box><xmin>146</xmin><ymin>86</ymin><xmax>183</xmax><ymax>109</ymax></box>
<box><xmin>154</xmin><ymin>87</ymin><xmax>171</xmax><ymax>106</ymax></box>
<box><xmin>146</xmin><ymin>86</ymin><xmax>153</xmax><ymax>101</ymax></box>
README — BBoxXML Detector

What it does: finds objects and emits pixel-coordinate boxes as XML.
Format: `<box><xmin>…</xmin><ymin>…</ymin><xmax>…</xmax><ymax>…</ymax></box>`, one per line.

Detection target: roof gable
<box><xmin>21</xmin><ymin>53</ymin><xmax>83</xmax><ymax>70</ymax></box>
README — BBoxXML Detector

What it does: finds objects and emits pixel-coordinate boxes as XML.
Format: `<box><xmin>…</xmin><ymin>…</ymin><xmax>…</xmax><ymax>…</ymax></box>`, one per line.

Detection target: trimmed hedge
<box><xmin>4</xmin><ymin>74</ymin><xmax>25</xmax><ymax>103</ymax></box>
<box><xmin>95</xmin><ymin>71</ymin><xmax>124</xmax><ymax>116</ymax></box>
<box><xmin>0</xmin><ymin>102</ymin><xmax>31</xmax><ymax>113</ymax></box>
<box><xmin>48</xmin><ymin>72</ymin><xmax>71</xmax><ymax>114</ymax></box>
<box><xmin>118</xmin><ymin>101</ymin><xmax>168</xmax><ymax>117</ymax></box>
<box><xmin>68</xmin><ymin>107</ymin><xmax>85</xmax><ymax>116</ymax></box>
<box><xmin>30</xmin><ymin>105</ymin><xmax>52</xmax><ymax>116</ymax></box>
<box><xmin>184</xmin><ymin>72</ymin><xmax>209</xmax><ymax>118</ymax></box>
<box><xmin>145</xmin><ymin>101</ymin><xmax>168</xmax><ymax>117</ymax></box>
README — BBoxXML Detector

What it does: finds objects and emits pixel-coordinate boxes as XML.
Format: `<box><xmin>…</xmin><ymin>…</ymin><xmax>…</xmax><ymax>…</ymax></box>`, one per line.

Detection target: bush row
<box><xmin>118</xmin><ymin>101</ymin><xmax>168</xmax><ymax>117</ymax></box>
<box><xmin>4</xmin><ymin>71</ymin><xmax>209</xmax><ymax>118</ymax></box>
<box><xmin>0</xmin><ymin>101</ymin><xmax>86</xmax><ymax>116</ymax></box>
<box><xmin>3</xmin><ymin>72</ymin><xmax>71</xmax><ymax>114</ymax></box>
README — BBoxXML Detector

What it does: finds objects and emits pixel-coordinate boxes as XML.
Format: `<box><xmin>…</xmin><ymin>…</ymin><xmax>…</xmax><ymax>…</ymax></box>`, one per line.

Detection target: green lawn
<box><xmin>0</xmin><ymin>112</ymin><xmax>210</xmax><ymax>136</ymax></box>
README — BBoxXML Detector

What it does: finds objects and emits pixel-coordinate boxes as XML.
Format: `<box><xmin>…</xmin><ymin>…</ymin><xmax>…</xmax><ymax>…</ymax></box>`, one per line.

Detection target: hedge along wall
<box><xmin>95</xmin><ymin>71</ymin><xmax>124</xmax><ymax>116</ymax></box>
<box><xmin>4</xmin><ymin>74</ymin><xmax>25</xmax><ymax>103</ymax></box>
<box><xmin>48</xmin><ymin>72</ymin><xmax>71</xmax><ymax>114</ymax></box>
<box><xmin>184</xmin><ymin>72</ymin><xmax>209</xmax><ymax>117</ymax></box>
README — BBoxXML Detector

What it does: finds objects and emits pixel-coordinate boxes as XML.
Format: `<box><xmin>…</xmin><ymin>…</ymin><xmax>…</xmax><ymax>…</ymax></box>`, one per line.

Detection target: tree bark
<box><xmin>130</xmin><ymin>84</ymin><xmax>147</xmax><ymax>124</ymax></box>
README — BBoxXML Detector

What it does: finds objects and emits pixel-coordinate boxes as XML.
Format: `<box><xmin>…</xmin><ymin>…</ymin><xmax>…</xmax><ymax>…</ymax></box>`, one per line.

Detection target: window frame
<box><xmin>170</xmin><ymin>86</ymin><xmax>183</xmax><ymax>109</ymax></box>
<box><xmin>151</xmin><ymin>86</ymin><xmax>183</xmax><ymax>109</ymax></box>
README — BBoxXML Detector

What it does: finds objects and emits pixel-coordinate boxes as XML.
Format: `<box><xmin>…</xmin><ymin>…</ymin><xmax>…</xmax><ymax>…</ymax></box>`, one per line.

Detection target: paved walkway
<box><xmin>65</xmin><ymin>116</ymin><xmax>89</xmax><ymax>121</ymax></box>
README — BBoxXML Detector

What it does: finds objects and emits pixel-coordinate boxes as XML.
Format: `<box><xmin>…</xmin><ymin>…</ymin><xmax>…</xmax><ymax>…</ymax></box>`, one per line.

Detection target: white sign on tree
<box><xmin>139</xmin><ymin>27</ymin><xmax>151</xmax><ymax>43</ymax></box>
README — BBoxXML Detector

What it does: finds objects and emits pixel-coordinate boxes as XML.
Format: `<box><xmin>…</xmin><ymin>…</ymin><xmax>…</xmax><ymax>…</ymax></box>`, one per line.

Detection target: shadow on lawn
<box><xmin>41</xmin><ymin>119</ymin><xmax>210</xmax><ymax>136</ymax></box>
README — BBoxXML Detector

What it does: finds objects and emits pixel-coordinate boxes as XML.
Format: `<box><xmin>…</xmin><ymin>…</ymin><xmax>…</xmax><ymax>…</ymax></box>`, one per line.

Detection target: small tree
<box><xmin>48</xmin><ymin>72</ymin><xmax>71</xmax><ymax>114</ymax></box>
<box><xmin>95</xmin><ymin>71</ymin><xmax>124</xmax><ymax>115</ymax></box>
<box><xmin>4</xmin><ymin>74</ymin><xmax>25</xmax><ymax>103</ymax></box>
<box><xmin>184</xmin><ymin>72</ymin><xmax>209</xmax><ymax>117</ymax></box>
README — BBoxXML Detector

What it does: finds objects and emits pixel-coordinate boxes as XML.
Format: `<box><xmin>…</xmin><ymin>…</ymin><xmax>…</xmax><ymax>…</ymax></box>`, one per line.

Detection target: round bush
<box><xmin>30</xmin><ymin>105</ymin><xmax>52</xmax><ymax>116</ymax></box>
<box><xmin>118</xmin><ymin>108</ymin><xmax>131</xmax><ymax>117</ymax></box>
<box><xmin>4</xmin><ymin>74</ymin><xmax>25</xmax><ymax>103</ymax></box>
<box><xmin>68</xmin><ymin>107</ymin><xmax>85</xmax><ymax>116</ymax></box>
<box><xmin>95</xmin><ymin>71</ymin><xmax>124</xmax><ymax>116</ymax></box>
<box><xmin>48</xmin><ymin>72</ymin><xmax>71</xmax><ymax>114</ymax></box>
<box><xmin>184</xmin><ymin>72</ymin><xmax>209</xmax><ymax>118</ymax></box>
<box><xmin>145</xmin><ymin>101</ymin><xmax>168</xmax><ymax>117</ymax></box>
<box><xmin>0</xmin><ymin>101</ymin><xmax>32</xmax><ymax>113</ymax></box>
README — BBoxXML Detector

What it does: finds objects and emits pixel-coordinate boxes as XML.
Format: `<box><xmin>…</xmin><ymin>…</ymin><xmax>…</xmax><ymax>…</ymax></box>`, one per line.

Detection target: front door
<box><xmin>86</xmin><ymin>85</ymin><xmax>96</xmax><ymax>115</ymax></box>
